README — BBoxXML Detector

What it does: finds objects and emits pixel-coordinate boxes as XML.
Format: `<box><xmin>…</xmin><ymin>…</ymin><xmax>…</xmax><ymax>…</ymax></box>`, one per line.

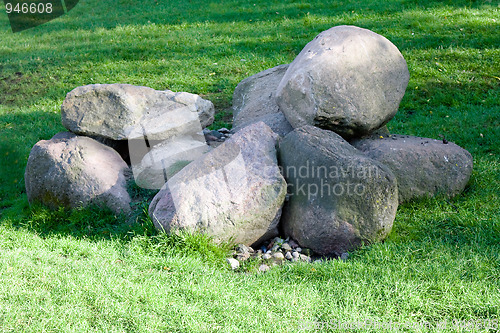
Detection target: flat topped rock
<box><xmin>61</xmin><ymin>84</ymin><xmax>215</xmax><ymax>141</ymax></box>
<box><xmin>351</xmin><ymin>135</ymin><xmax>473</xmax><ymax>203</ymax></box>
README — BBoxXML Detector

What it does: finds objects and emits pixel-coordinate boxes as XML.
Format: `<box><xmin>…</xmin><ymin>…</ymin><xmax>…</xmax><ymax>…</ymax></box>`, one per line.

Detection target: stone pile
<box><xmin>25</xmin><ymin>25</ymin><xmax>474</xmax><ymax>264</ymax></box>
<box><xmin>226</xmin><ymin>237</ymin><xmax>320</xmax><ymax>271</ymax></box>
<box><xmin>227</xmin><ymin>25</ymin><xmax>472</xmax><ymax>258</ymax></box>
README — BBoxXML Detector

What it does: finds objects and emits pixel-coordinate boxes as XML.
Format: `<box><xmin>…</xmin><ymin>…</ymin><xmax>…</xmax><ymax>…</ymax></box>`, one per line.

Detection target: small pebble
<box><xmin>314</xmin><ymin>259</ymin><xmax>322</xmax><ymax>264</ymax></box>
<box><xmin>273</xmin><ymin>252</ymin><xmax>284</xmax><ymax>261</ymax></box>
<box><xmin>262</xmin><ymin>253</ymin><xmax>272</xmax><ymax>260</ymax></box>
<box><xmin>301</xmin><ymin>248</ymin><xmax>313</xmax><ymax>256</ymax></box>
<box><xmin>210</xmin><ymin>130</ymin><xmax>223</xmax><ymax>139</ymax></box>
<box><xmin>236</xmin><ymin>253</ymin><xmax>250</xmax><ymax>261</ymax></box>
<box><xmin>292</xmin><ymin>251</ymin><xmax>300</xmax><ymax>259</ymax></box>
<box><xmin>296</xmin><ymin>247</ymin><xmax>302</xmax><ymax>253</ymax></box>
<box><xmin>259</xmin><ymin>264</ymin><xmax>270</xmax><ymax>272</ymax></box>
<box><xmin>281</xmin><ymin>243</ymin><xmax>292</xmax><ymax>252</ymax></box>
<box><xmin>288</xmin><ymin>240</ymin><xmax>299</xmax><ymax>248</ymax></box>
<box><xmin>218</xmin><ymin>128</ymin><xmax>230</xmax><ymax>134</ymax></box>
<box><xmin>285</xmin><ymin>252</ymin><xmax>293</xmax><ymax>260</ymax></box>
<box><xmin>299</xmin><ymin>254</ymin><xmax>311</xmax><ymax>263</ymax></box>
<box><xmin>273</xmin><ymin>237</ymin><xmax>284</xmax><ymax>245</ymax></box>
<box><xmin>204</xmin><ymin>134</ymin><xmax>218</xmax><ymax>142</ymax></box>
<box><xmin>340</xmin><ymin>252</ymin><xmax>349</xmax><ymax>261</ymax></box>
<box><xmin>271</xmin><ymin>244</ymin><xmax>280</xmax><ymax>252</ymax></box>
<box><xmin>235</xmin><ymin>244</ymin><xmax>252</xmax><ymax>254</ymax></box>
<box><xmin>227</xmin><ymin>258</ymin><xmax>240</xmax><ymax>270</ymax></box>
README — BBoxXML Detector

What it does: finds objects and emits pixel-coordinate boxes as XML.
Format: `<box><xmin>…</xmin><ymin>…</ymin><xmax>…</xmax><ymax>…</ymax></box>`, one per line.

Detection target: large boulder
<box><xmin>25</xmin><ymin>132</ymin><xmax>131</xmax><ymax>214</ymax></box>
<box><xmin>351</xmin><ymin>135</ymin><xmax>473</xmax><ymax>203</ymax></box>
<box><xmin>279</xmin><ymin>126</ymin><xmax>398</xmax><ymax>256</ymax></box>
<box><xmin>61</xmin><ymin>84</ymin><xmax>215</xmax><ymax>141</ymax></box>
<box><xmin>232</xmin><ymin>64</ymin><xmax>293</xmax><ymax>137</ymax></box>
<box><xmin>276</xmin><ymin>25</ymin><xmax>409</xmax><ymax>139</ymax></box>
<box><xmin>149</xmin><ymin>122</ymin><xmax>287</xmax><ymax>246</ymax></box>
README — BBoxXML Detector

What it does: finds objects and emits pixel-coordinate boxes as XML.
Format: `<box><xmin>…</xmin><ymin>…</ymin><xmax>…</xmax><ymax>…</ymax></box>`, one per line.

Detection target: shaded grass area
<box><xmin>0</xmin><ymin>0</ymin><xmax>499</xmax><ymax>331</ymax></box>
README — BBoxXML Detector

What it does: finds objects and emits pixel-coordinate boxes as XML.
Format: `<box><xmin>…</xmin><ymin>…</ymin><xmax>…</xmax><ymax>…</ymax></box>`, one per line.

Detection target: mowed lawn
<box><xmin>0</xmin><ymin>0</ymin><xmax>499</xmax><ymax>332</ymax></box>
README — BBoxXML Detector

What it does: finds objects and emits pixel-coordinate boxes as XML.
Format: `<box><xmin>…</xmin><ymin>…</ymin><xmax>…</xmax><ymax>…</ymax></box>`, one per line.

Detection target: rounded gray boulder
<box><xmin>279</xmin><ymin>126</ymin><xmax>399</xmax><ymax>256</ymax></box>
<box><xmin>276</xmin><ymin>25</ymin><xmax>409</xmax><ymax>139</ymax></box>
<box><xmin>25</xmin><ymin>132</ymin><xmax>131</xmax><ymax>214</ymax></box>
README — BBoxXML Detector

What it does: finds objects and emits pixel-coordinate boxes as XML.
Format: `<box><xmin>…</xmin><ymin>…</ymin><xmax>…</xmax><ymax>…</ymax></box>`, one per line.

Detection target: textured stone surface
<box><xmin>227</xmin><ymin>258</ymin><xmax>240</xmax><ymax>270</ymax></box>
<box><xmin>351</xmin><ymin>134</ymin><xmax>473</xmax><ymax>202</ymax></box>
<box><xmin>61</xmin><ymin>84</ymin><xmax>214</xmax><ymax>141</ymax></box>
<box><xmin>25</xmin><ymin>132</ymin><xmax>131</xmax><ymax>214</ymax></box>
<box><xmin>276</xmin><ymin>25</ymin><xmax>409</xmax><ymax>139</ymax></box>
<box><xmin>232</xmin><ymin>64</ymin><xmax>293</xmax><ymax>137</ymax></box>
<box><xmin>149</xmin><ymin>122</ymin><xmax>287</xmax><ymax>246</ymax></box>
<box><xmin>162</xmin><ymin>89</ymin><xmax>215</xmax><ymax>130</ymax></box>
<box><xmin>129</xmin><ymin>134</ymin><xmax>212</xmax><ymax>189</ymax></box>
<box><xmin>279</xmin><ymin>126</ymin><xmax>398</xmax><ymax>256</ymax></box>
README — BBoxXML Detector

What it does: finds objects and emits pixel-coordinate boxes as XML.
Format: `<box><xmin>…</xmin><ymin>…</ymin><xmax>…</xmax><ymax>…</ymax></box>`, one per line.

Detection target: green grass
<box><xmin>1</xmin><ymin>0</ymin><xmax>499</xmax><ymax>331</ymax></box>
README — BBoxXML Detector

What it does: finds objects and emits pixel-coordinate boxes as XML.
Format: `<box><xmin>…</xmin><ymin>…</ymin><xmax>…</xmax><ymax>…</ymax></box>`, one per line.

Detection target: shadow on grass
<box><xmin>9</xmin><ymin>198</ymin><xmax>233</xmax><ymax>266</ymax></box>
<box><xmin>11</xmin><ymin>0</ymin><xmax>494</xmax><ymax>34</ymax></box>
<box><xmin>0</xmin><ymin>110</ymin><xmax>64</xmax><ymax>203</ymax></box>
<box><xmin>0</xmin><ymin>111</ymin><xmax>232</xmax><ymax>265</ymax></box>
